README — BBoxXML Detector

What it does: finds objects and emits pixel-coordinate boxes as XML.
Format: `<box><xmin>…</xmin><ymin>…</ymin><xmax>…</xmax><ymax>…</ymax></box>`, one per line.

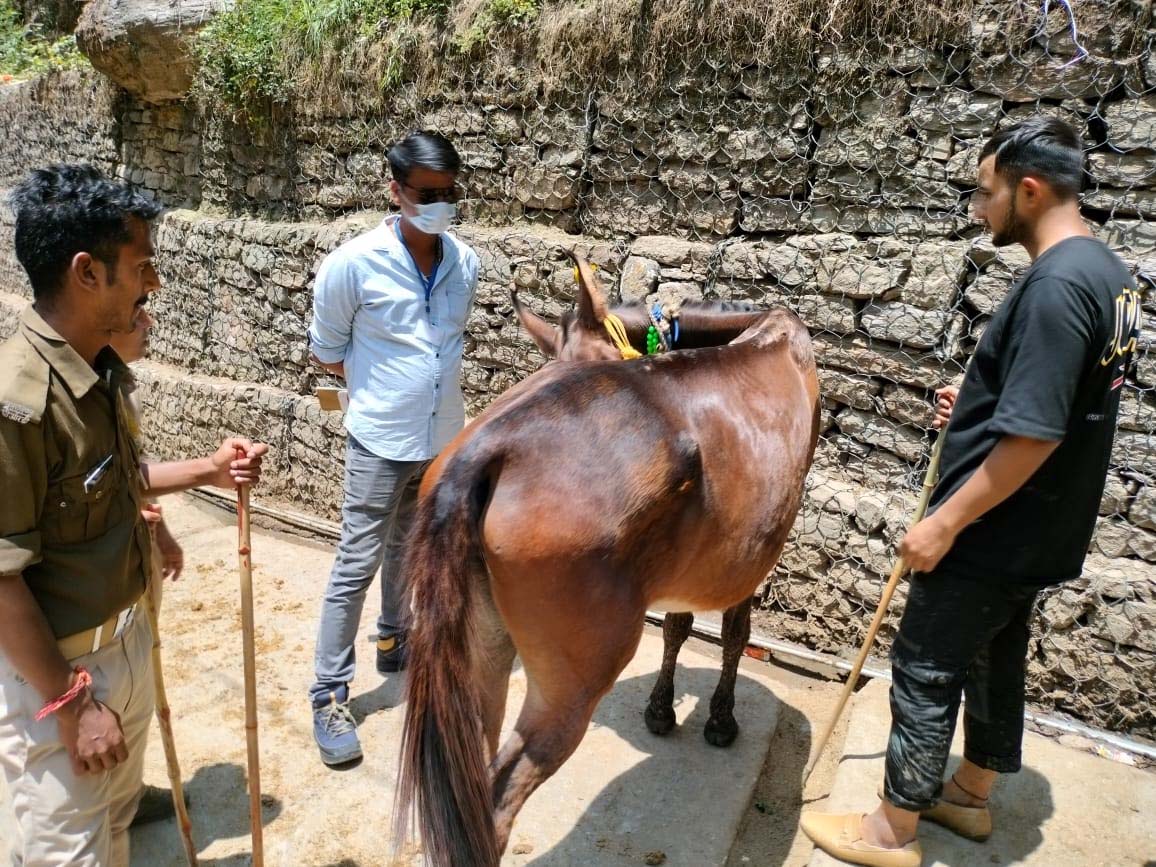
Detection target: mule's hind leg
<box><xmin>644</xmin><ymin>611</ymin><xmax>694</xmax><ymax>735</ymax></box>
<box><xmin>704</xmin><ymin>596</ymin><xmax>752</xmax><ymax>747</ymax></box>
<box><xmin>474</xmin><ymin>582</ymin><xmax>517</xmax><ymax>759</ymax></box>
<box><xmin>488</xmin><ymin>599</ymin><xmax>645</xmax><ymax>854</ymax></box>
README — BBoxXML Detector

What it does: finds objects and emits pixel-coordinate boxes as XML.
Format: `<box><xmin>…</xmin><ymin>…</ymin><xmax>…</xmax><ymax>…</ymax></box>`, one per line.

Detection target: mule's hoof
<box><xmin>644</xmin><ymin>704</ymin><xmax>677</xmax><ymax>736</ymax></box>
<box><xmin>704</xmin><ymin>715</ymin><xmax>739</xmax><ymax>747</ymax></box>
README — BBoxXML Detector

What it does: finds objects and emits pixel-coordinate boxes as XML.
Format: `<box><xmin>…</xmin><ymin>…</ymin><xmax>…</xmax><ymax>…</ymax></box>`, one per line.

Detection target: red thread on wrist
<box><xmin>36</xmin><ymin>667</ymin><xmax>92</xmax><ymax>721</ymax></box>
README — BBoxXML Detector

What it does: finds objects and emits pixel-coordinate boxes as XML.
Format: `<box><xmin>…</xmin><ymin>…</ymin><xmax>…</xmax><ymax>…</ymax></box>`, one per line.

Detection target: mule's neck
<box><xmin>612</xmin><ymin>305</ymin><xmax>769</xmax><ymax>351</ymax></box>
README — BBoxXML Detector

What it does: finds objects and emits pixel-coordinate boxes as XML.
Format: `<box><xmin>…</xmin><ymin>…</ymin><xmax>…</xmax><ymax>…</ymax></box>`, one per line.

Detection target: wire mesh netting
<box><xmin>0</xmin><ymin>0</ymin><xmax>1153</xmax><ymax>739</ymax></box>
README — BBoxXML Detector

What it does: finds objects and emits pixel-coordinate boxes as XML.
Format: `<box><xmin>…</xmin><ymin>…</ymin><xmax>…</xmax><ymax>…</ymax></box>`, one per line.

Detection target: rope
<box><xmin>36</xmin><ymin>667</ymin><xmax>92</xmax><ymax>721</ymax></box>
<box><xmin>603</xmin><ymin>314</ymin><xmax>642</xmax><ymax>359</ymax></box>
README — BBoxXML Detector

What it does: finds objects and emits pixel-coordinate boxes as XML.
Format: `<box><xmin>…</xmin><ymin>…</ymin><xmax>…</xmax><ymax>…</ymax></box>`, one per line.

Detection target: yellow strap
<box><xmin>603</xmin><ymin>314</ymin><xmax>642</xmax><ymax>360</ymax></box>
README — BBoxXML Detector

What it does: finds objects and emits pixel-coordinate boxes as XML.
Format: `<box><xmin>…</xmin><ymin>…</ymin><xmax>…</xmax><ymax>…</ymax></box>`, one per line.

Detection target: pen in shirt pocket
<box><xmin>83</xmin><ymin>454</ymin><xmax>114</xmax><ymax>494</ymax></box>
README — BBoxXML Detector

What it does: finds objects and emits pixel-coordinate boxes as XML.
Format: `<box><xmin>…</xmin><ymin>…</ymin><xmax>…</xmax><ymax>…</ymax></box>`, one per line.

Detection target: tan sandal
<box><xmin>800</xmin><ymin>811</ymin><xmax>922</xmax><ymax>867</ymax></box>
<box><xmin>876</xmin><ymin>779</ymin><xmax>992</xmax><ymax>842</ymax></box>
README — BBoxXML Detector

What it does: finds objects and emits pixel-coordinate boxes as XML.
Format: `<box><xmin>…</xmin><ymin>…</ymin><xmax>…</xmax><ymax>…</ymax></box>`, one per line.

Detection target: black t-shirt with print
<box><xmin>931</xmin><ymin>236</ymin><xmax>1142</xmax><ymax>584</ymax></box>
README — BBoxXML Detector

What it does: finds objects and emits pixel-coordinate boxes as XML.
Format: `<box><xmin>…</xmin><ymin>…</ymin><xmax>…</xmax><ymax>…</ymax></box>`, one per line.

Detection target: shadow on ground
<box><xmin>130</xmin><ymin>761</ymin><xmax>283</xmax><ymax>866</ymax></box>
<box><xmin>524</xmin><ymin>665</ymin><xmax>791</xmax><ymax>867</ymax></box>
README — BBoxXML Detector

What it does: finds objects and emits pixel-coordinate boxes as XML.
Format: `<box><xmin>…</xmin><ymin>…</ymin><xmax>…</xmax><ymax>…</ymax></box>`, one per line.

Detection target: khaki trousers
<box><xmin>0</xmin><ymin>609</ymin><xmax>154</xmax><ymax>866</ymax></box>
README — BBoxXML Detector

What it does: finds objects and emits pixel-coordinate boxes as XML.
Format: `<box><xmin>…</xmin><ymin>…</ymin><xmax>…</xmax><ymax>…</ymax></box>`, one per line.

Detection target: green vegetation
<box><xmin>0</xmin><ymin>0</ymin><xmax>87</xmax><ymax>81</ymax></box>
<box><xmin>454</xmin><ymin>0</ymin><xmax>541</xmax><ymax>54</ymax></box>
<box><xmin>193</xmin><ymin>0</ymin><xmax>542</xmax><ymax>116</ymax></box>
<box><xmin>192</xmin><ymin>0</ymin><xmax>990</xmax><ymax>119</ymax></box>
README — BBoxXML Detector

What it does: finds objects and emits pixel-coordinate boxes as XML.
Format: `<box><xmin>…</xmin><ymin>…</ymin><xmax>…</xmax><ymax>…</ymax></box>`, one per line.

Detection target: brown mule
<box><xmin>393</xmin><ymin>256</ymin><xmax>820</xmax><ymax>867</ymax></box>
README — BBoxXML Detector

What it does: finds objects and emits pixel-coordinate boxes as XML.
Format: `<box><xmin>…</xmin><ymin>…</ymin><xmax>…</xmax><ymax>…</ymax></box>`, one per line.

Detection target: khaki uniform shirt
<box><xmin>0</xmin><ymin>306</ymin><xmax>150</xmax><ymax>637</ymax></box>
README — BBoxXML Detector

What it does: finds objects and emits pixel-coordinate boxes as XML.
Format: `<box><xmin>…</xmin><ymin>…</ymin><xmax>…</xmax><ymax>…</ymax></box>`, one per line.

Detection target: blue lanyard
<box><xmin>395</xmin><ymin>220</ymin><xmax>442</xmax><ymax>312</ymax></box>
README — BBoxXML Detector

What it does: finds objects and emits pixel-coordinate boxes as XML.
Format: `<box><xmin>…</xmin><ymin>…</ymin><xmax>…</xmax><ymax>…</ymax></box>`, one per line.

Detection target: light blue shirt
<box><xmin>308</xmin><ymin>216</ymin><xmax>480</xmax><ymax>461</ymax></box>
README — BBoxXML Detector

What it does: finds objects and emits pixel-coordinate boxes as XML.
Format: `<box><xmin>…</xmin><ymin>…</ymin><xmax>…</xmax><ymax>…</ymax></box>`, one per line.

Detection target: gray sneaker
<box><xmin>312</xmin><ymin>684</ymin><xmax>362</xmax><ymax>766</ymax></box>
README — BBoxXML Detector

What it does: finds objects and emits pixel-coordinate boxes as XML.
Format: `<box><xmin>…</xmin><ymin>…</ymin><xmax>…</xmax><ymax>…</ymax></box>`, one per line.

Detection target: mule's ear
<box><xmin>570</xmin><ymin>253</ymin><xmax>609</xmax><ymax>328</ymax></box>
<box><xmin>512</xmin><ymin>289</ymin><xmax>558</xmax><ymax>357</ymax></box>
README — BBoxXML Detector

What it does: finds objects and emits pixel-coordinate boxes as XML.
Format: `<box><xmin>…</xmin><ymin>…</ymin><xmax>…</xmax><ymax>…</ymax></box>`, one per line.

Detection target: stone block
<box><xmin>1130</xmin><ymin>483</ymin><xmax>1156</xmax><ymax>531</ymax></box>
<box><xmin>719</xmin><ymin>241</ymin><xmax>815</xmax><ymax>287</ymax></box>
<box><xmin>879</xmin><ymin>383</ymin><xmax>933</xmax><ymax>429</ymax></box>
<box><xmin>1100</xmin><ymin>472</ymin><xmax>1133</xmax><ymax>517</ymax></box>
<box><xmin>794</xmin><ymin>295</ymin><xmax>857</xmax><ymax>335</ymax></box>
<box><xmin>861</xmin><ymin>302</ymin><xmax>949</xmax><ymax>349</ymax></box>
<box><xmin>1113</xmin><ymin>430</ymin><xmax>1156</xmax><ymax>475</ymax></box>
<box><xmin>813</xmin><ymin>334</ymin><xmax>955</xmax><ymax>390</ymax></box>
<box><xmin>619</xmin><ymin>256</ymin><xmax>660</xmax><ymax>303</ymax></box>
<box><xmin>908</xmin><ymin>90</ymin><xmax>1002</xmax><ymax>136</ymax></box>
<box><xmin>816</xmin><ymin>254</ymin><xmax>907</xmax><ymax>301</ymax></box>
<box><xmin>1118</xmin><ymin>389</ymin><xmax>1156</xmax><ymax>433</ymax></box>
<box><xmin>739</xmin><ymin>198</ymin><xmax>810</xmax><ymax>232</ymax></box>
<box><xmin>969</xmin><ymin>51</ymin><xmax>1123</xmax><ymax>100</ymax></box>
<box><xmin>835</xmin><ymin>409</ymin><xmax>926</xmax><ymax>462</ymax></box>
<box><xmin>1103</xmin><ymin>97</ymin><xmax>1156</xmax><ymax>151</ymax></box>
<box><xmin>629</xmin><ymin>236</ymin><xmax>713</xmax><ymax>267</ymax></box>
<box><xmin>904</xmin><ymin>241</ymin><xmax>970</xmax><ymax>310</ymax></box>
<box><xmin>512</xmin><ymin>164</ymin><xmax>581</xmax><ymax>211</ymax></box>
<box><xmin>818</xmin><ymin>369</ymin><xmax>881</xmax><ymax>411</ymax></box>
<box><xmin>1084</xmin><ymin>188</ymin><xmax>1156</xmax><ymax>220</ymax></box>
<box><xmin>964</xmin><ymin>273</ymin><xmax>1010</xmax><ymax>315</ymax></box>
<box><xmin>1089</xmin><ymin>152</ymin><xmax>1156</xmax><ymax>188</ymax></box>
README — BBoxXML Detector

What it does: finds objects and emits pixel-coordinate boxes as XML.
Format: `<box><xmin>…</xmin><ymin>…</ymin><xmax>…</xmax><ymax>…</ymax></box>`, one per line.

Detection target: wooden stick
<box><xmin>236</xmin><ymin>478</ymin><xmax>264</xmax><ymax>866</ymax></box>
<box><xmin>144</xmin><ymin>550</ymin><xmax>198</xmax><ymax>866</ymax></box>
<box><xmin>802</xmin><ymin>431</ymin><xmax>947</xmax><ymax>786</ymax></box>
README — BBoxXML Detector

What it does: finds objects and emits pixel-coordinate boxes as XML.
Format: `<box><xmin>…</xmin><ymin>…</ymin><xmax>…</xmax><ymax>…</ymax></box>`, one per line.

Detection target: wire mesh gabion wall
<box><xmin>0</xmin><ymin>0</ymin><xmax>1153</xmax><ymax>739</ymax></box>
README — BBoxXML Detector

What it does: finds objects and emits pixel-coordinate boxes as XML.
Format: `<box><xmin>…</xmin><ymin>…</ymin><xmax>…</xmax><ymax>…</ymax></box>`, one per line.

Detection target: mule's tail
<box><xmin>393</xmin><ymin>446</ymin><xmax>499</xmax><ymax>867</ymax></box>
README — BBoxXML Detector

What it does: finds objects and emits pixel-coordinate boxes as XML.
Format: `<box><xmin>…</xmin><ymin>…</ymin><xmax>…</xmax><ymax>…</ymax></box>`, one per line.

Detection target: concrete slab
<box><xmin>808</xmin><ymin>679</ymin><xmax>1156</xmax><ymax>867</ymax></box>
<box><xmin>502</xmin><ymin>640</ymin><xmax>781</xmax><ymax>867</ymax></box>
<box><xmin>0</xmin><ymin>496</ymin><xmax>782</xmax><ymax>866</ymax></box>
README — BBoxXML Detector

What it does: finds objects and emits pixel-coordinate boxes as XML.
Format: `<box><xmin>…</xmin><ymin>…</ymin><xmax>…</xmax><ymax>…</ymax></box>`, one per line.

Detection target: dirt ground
<box><xmin>3</xmin><ymin>494</ymin><xmax>847</xmax><ymax>866</ymax></box>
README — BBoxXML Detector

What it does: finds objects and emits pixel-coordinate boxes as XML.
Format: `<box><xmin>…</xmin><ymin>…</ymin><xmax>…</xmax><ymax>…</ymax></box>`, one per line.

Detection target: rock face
<box><xmin>75</xmin><ymin>0</ymin><xmax>230</xmax><ymax>104</ymax></box>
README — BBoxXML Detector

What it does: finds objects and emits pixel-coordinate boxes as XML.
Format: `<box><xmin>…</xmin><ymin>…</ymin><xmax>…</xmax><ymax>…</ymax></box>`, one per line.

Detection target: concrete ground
<box><xmin>810</xmin><ymin>679</ymin><xmax>1156</xmax><ymax>867</ymax></box>
<box><xmin>3</xmin><ymin>494</ymin><xmax>1151</xmax><ymax>866</ymax></box>
<box><xmin>0</xmin><ymin>495</ymin><xmax>847</xmax><ymax>866</ymax></box>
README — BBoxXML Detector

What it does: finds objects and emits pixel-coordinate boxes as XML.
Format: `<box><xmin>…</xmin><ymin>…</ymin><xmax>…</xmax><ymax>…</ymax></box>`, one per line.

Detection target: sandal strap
<box><xmin>951</xmin><ymin>774</ymin><xmax>989</xmax><ymax>804</ymax></box>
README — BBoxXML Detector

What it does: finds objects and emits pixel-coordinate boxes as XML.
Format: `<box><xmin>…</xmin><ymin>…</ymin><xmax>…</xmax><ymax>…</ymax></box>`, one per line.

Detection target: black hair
<box><xmin>386</xmin><ymin>131</ymin><xmax>461</xmax><ymax>184</ymax></box>
<box><xmin>9</xmin><ymin>164</ymin><xmax>163</xmax><ymax>304</ymax></box>
<box><xmin>980</xmin><ymin>117</ymin><xmax>1084</xmax><ymax>200</ymax></box>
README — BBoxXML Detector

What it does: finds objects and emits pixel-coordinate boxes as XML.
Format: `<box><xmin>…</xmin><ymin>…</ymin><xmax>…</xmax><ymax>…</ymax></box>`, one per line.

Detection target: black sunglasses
<box><xmin>401</xmin><ymin>182</ymin><xmax>460</xmax><ymax>205</ymax></box>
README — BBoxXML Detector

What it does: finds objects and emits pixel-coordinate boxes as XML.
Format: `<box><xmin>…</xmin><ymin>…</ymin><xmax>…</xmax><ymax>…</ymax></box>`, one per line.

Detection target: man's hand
<box><xmin>56</xmin><ymin>687</ymin><xmax>128</xmax><ymax>775</ymax></box>
<box><xmin>206</xmin><ymin>438</ymin><xmax>269</xmax><ymax>489</ymax></box>
<box><xmin>310</xmin><ymin>353</ymin><xmax>345</xmax><ymax>379</ymax></box>
<box><xmin>156</xmin><ymin>520</ymin><xmax>184</xmax><ymax>581</ymax></box>
<box><xmin>934</xmin><ymin>385</ymin><xmax>959</xmax><ymax>430</ymax></box>
<box><xmin>899</xmin><ymin>513</ymin><xmax>958</xmax><ymax>574</ymax></box>
<box><xmin>140</xmin><ymin>503</ymin><xmax>182</xmax><ymax>579</ymax></box>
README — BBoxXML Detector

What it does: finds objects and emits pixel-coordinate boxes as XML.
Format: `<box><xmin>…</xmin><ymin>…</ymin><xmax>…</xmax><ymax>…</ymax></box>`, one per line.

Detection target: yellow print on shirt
<box><xmin>1099</xmin><ymin>284</ymin><xmax>1142</xmax><ymax>367</ymax></box>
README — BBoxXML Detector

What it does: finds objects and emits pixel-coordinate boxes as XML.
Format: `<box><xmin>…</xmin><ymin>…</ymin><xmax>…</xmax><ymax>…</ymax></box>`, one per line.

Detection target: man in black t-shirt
<box><xmin>802</xmin><ymin>119</ymin><xmax>1141</xmax><ymax>867</ymax></box>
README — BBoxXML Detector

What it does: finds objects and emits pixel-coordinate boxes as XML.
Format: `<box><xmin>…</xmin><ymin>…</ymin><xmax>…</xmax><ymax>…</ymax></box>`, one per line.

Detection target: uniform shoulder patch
<box><xmin>0</xmin><ymin>402</ymin><xmax>35</xmax><ymax>423</ymax></box>
<box><xmin>0</xmin><ymin>333</ymin><xmax>50</xmax><ymax>425</ymax></box>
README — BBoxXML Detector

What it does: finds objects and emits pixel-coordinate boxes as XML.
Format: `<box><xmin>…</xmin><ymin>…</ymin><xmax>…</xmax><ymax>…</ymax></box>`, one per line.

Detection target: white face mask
<box><xmin>403</xmin><ymin>198</ymin><xmax>456</xmax><ymax>235</ymax></box>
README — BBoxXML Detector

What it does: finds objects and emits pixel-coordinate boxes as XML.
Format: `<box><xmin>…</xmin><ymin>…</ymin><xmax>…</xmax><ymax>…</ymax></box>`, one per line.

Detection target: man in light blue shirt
<box><xmin>307</xmin><ymin>131</ymin><xmax>479</xmax><ymax>766</ymax></box>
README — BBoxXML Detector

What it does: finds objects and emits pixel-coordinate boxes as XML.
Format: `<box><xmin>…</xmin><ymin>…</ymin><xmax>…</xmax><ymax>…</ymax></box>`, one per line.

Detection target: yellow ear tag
<box><xmin>572</xmin><ymin>263</ymin><xmax>599</xmax><ymax>284</ymax></box>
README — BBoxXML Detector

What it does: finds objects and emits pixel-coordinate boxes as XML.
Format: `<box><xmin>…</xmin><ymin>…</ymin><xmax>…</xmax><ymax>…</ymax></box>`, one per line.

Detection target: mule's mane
<box><xmin>559</xmin><ymin>299</ymin><xmax>768</xmax><ymax>351</ymax></box>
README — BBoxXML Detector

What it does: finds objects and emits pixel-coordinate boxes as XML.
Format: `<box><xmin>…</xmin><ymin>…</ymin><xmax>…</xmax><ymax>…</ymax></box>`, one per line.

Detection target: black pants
<box><xmin>883</xmin><ymin>569</ymin><xmax>1051</xmax><ymax>811</ymax></box>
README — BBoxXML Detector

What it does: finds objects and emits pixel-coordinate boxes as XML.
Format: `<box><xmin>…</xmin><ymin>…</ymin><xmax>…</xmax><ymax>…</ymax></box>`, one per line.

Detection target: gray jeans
<box><xmin>310</xmin><ymin>435</ymin><xmax>428</xmax><ymax>703</ymax></box>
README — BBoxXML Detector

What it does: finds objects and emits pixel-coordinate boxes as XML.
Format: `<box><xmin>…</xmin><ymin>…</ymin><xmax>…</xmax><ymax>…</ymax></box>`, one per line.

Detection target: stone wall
<box><xmin>2</xmin><ymin>0</ymin><xmax>1155</xmax><ymax>740</ymax></box>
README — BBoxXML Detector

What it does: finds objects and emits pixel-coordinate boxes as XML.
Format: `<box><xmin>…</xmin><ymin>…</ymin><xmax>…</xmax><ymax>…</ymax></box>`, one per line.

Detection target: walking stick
<box><xmin>802</xmin><ymin>430</ymin><xmax>946</xmax><ymax>786</ymax></box>
<box><xmin>235</xmin><ymin>458</ymin><xmax>265</xmax><ymax>866</ymax></box>
<box><xmin>144</xmin><ymin>542</ymin><xmax>198</xmax><ymax>865</ymax></box>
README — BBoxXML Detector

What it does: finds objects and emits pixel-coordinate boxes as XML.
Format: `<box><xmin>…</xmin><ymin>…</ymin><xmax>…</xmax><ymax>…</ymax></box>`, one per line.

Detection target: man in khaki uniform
<box><xmin>0</xmin><ymin>164</ymin><xmax>267</xmax><ymax>866</ymax></box>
